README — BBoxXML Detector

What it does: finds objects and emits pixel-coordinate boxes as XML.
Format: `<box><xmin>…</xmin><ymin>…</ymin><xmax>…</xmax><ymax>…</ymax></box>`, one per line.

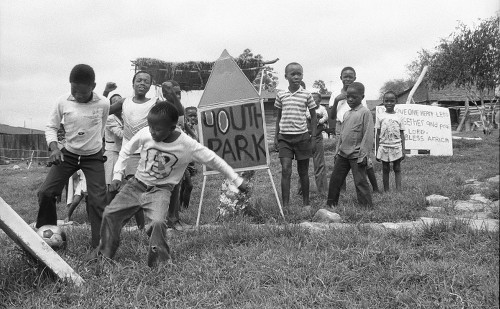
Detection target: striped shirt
<box><xmin>275</xmin><ymin>87</ymin><xmax>317</xmax><ymax>134</ymax></box>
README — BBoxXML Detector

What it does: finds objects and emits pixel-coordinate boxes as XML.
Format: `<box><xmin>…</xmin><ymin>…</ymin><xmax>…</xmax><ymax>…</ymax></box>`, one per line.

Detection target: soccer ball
<box><xmin>37</xmin><ymin>225</ymin><xmax>67</xmax><ymax>249</ymax></box>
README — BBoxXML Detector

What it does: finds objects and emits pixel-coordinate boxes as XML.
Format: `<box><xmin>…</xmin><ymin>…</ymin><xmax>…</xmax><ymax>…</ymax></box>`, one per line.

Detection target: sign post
<box><xmin>195</xmin><ymin>50</ymin><xmax>284</xmax><ymax>226</ymax></box>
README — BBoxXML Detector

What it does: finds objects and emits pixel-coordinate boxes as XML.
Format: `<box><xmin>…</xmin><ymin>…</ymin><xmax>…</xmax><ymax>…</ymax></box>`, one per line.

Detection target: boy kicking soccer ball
<box><xmin>96</xmin><ymin>101</ymin><xmax>248</xmax><ymax>267</ymax></box>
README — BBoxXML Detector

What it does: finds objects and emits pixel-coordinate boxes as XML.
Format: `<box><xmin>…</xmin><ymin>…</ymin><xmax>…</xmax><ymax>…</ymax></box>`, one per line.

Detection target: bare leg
<box><xmin>393</xmin><ymin>159</ymin><xmax>402</xmax><ymax>191</ymax></box>
<box><xmin>280</xmin><ymin>157</ymin><xmax>293</xmax><ymax>208</ymax></box>
<box><xmin>297</xmin><ymin>159</ymin><xmax>310</xmax><ymax>206</ymax></box>
<box><xmin>382</xmin><ymin>162</ymin><xmax>391</xmax><ymax>192</ymax></box>
<box><xmin>66</xmin><ymin>194</ymin><xmax>83</xmax><ymax>221</ymax></box>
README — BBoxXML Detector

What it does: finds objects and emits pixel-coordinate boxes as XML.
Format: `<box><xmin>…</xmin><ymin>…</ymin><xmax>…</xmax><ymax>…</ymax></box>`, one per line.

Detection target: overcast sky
<box><xmin>0</xmin><ymin>0</ymin><xmax>497</xmax><ymax>130</ymax></box>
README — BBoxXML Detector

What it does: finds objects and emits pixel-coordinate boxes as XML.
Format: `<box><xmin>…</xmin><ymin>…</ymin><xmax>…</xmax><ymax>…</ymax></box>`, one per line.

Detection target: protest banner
<box><xmin>376</xmin><ymin>104</ymin><xmax>453</xmax><ymax>156</ymax></box>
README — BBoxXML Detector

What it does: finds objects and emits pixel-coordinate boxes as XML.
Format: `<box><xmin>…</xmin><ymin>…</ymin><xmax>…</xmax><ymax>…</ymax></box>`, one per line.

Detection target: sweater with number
<box><xmin>113</xmin><ymin>127</ymin><xmax>243</xmax><ymax>188</ymax></box>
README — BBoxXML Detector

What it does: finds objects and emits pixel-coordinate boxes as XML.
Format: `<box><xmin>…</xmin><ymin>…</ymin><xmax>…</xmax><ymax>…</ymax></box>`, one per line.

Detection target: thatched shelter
<box><xmin>131</xmin><ymin>57</ymin><xmax>268</xmax><ymax>91</ymax></box>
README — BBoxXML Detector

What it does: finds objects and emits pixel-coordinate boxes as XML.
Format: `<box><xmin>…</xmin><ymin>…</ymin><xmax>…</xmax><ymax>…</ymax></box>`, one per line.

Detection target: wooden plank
<box><xmin>0</xmin><ymin>196</ymin><xmax>84</xmax><ymax>286</ymax></box>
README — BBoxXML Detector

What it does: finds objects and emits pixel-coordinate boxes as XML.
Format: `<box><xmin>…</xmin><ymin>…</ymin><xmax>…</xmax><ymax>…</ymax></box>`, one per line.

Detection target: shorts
<box><xmin>377</xmin><ymin>145</ymin><xmax>403</xmax><ymax>162</ymax></box>
<box><xmin>278</xmin><ymin>132</ymin><xmax>313</xmax><ymax>160</ymax></box>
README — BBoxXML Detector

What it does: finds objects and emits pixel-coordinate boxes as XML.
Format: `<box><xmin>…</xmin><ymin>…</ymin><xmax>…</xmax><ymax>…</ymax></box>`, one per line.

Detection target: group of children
<box><xmin>35</xmin><ymin>64</ymin><xmax>246</xmax><ymax>267</ymax></box>
<box><xmin>35</xmin><ymin>62</ymin><xmax>404</xmax><ymax>267</ymax></box>
<box><xmin>274</xmin><ymin>64</ymin><xmax>405</xmax><ymax>211</ymax></box>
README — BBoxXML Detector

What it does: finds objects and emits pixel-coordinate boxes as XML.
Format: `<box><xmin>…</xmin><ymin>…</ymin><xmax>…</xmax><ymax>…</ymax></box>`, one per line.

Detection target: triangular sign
<box><xmin>198</xmin><ymin>49</ymin><xmax>260</xmax><ymax>108</ymax></box>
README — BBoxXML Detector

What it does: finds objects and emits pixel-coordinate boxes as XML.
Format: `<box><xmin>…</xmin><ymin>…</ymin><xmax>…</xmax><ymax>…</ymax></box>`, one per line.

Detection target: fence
<box><xmin>0</xmin><ymin>134</ymin><xmax>49</xmax><ymax>165</ymax></box>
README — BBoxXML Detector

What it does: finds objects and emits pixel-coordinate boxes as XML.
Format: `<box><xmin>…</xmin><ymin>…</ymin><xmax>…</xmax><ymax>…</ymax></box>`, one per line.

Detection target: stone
<box><xmin>328</xmin><ymin>222</ymin><xmax>353</xmax><ymax>230</ymax></box>
<box><xmin>381</xmin><ymin>221</ymin><xmax>424</xmax><ymax>231</ymax></box>
<box><xmin>487</xmin><ymin>200</ymin><xmax>499</xmax><ymax>212</ymax></box>
<box><xmin>464</xmin><ymin>178</ymin><xmax>478</xmax><ymax>184</ymax></box>
<box><xmin>469</xmin><ymin>194</ymin><xmax>491</xmax><ymax>204</ymax></box>
<box><xmin>358</xmin><ymin>222</ymin><xmax>386</xmax><ymax>232</ymax></box>
<box><xmin>426</xmin><ymin>206</ymin><xmax>444</xmax><ymax>213</ymax></box>
<box><xmin>312</xmin><ymin>209</ymin><xmax>342</xmax><ymax>223</ymax></box>
<box><xmin>486</xmin><ymin>175</ymin><xmax>499</xmax><ymax>184</ymax></box>
<box><xmin>299</xmin><ymin>221</ymin><xmax>329</xmax><ymax>231</ymax></box>
<box><xmin>455</xmin><ymin>212</ymin><xmax>490</xmax><ymax>220</ymax></box>
<box><xmin>454</xmin><ymin>200</ymin><xmax>485</xmax><ymax>212</ymax></box>
<box><xmin>425</xmin><ymin>194</ymin><xmax>450</xmax><ymax>206</ymax></box>
<box><xmin>12</xmin><ymin>165</ymin><xmax>20</xmax><ymax>170</ymax></box>
<box><xmin>466</xmin><ymin>219</ymin><xmax>499</xmax><ymax>232</ymax></box>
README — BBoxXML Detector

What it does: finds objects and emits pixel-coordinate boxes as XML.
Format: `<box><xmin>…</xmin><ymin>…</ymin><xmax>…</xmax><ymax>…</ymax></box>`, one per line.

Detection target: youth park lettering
<box><xmin>376</xmin><ymin>104</ymin><xmax>453</xmax><ymax>156</ymax></box>
<box><xmin>200</xmin><ymin>101</ymin><xmax>267</xmax><ymax>170</ymax></box>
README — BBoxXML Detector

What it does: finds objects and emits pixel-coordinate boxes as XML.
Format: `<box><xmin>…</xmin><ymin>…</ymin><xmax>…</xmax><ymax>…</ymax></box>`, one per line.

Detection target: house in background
<box><xmin>0</xmin><ymin>124</ymin><xmax>47</xmax><ymax>164</ymax></box>
<box><xmin>396</xmin><ymin>83</ymin><xmax>498</xmax><ymax>131</ymax></box>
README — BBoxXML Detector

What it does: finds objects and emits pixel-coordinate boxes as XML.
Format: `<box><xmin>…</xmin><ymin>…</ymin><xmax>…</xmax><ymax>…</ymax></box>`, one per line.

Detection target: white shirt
<box><xmin>45</xmin><ymin>92</ymin><xmax>109</xmax><ymax>155</ymax></box>
<box><xmin>328</xmin><ymin>91</ymin><xmax>367</xmax><ymax>123</ymax></box>
<box><xmin>114</xmin><ymin>127</ymin><xmax>243</xmax><ymax>188</ymax></box>
<box><xmin>306</xmin><ymin>104</ymin><xmax>329</xmax><ymax>125</ymax></box>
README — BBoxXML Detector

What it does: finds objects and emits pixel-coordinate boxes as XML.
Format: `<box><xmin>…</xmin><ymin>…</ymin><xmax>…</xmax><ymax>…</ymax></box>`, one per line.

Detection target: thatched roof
<box><xmin>131</xmin><ymin>57</ymin><xmax>266</xmax><ymax>91</ymax></box>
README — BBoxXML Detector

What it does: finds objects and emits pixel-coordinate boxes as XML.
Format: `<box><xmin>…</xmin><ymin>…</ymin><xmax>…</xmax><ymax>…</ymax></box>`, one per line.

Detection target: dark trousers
<box><xmin>36</xmin><ymin>148</ymin><xmax>107</xmax><ymax>247</ymax></box>
<box><xmin>327</xmin><ymin>155</ymin><xmax>373</xmax><ymax>207</ymax></box>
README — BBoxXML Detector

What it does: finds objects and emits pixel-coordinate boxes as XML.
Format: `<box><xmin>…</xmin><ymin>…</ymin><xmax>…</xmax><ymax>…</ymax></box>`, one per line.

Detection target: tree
<box><xmin>237</xmin><ymin>49</ymin><xmax>279</xmax><ymax>92</ymax></box>
<box><xmin>312</xmin><ymin>80</ymin><xmax>330</xmax><ymax>95</ymax></box>
<box><xmin>408</xmin><ymin>16</ymin><xmax>499</xmax><ymax>132</ymax></box>
<box><xmin>378</xmin><ymin>78</ymin><xmax>414</xmax><ymax>99</ymax></box>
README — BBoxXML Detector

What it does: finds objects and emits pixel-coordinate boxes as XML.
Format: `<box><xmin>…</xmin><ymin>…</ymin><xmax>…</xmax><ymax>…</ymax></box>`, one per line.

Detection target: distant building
<box><xmin>396</xmin><ymin>83</ymin><xmax>498</xmax><ymax>130</ymax></box>
<box><xmin>0</xmin><ymin>124</ymin><xmax>48</xmax><ymax>164</ymax></box>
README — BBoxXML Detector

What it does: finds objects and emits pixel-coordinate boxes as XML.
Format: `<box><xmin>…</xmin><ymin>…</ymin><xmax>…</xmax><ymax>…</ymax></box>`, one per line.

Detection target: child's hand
<box><xmin>238</xmin><ymin>179</ymin><xmax>250</xmax><ymax>193</ymax></box>
<box><xmin>49</xmin><ymin>148</ymin><xmax>64</xmax><ymax>165</ymax></box>
<box><xmin>104</xmin><ymin>82</ymin><xmax>117</xmax><ymax>93</ymax></box>
<box><xmin>335</xmin><ymin>93</ymin><xmax>346</xmax><ymax>102</ymax></box>
<box><xmin>161</xmin><ymin>82</ymin><xmax>176</xmax><ymax>102</ymax></box>
<box><xmin>274</xmin><ymin>137</ymin><xmax>279</xmax><ymax>152</ymax></box>
<box><xmin>109</xmin><ymin>180</ymin><xmax>122</xmax><ymax>192</ymax></box>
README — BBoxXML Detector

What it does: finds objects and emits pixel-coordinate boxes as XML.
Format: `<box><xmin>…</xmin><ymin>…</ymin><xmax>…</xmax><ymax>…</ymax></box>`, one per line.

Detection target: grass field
<box><xmin>0</xmin><ymin>131</ymin><xmax>499</xmax><ymax>308</ymax></box>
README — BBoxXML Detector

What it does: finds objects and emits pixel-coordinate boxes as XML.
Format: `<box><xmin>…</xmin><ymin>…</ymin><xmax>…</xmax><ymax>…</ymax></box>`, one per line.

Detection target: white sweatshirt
<box><xmin>113</xmin><ymin>127</ymin><xmax>243</xmax><ymax>188</ymax></box>
<box><xmin>45</xmin><ymin>92</ymin><xmax>110</xmax><ymax>156</ymax></box>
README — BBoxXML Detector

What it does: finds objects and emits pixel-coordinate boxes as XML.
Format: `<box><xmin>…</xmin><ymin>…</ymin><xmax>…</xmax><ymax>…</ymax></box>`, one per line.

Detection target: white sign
<box><xmin>376</xmin><ymin>104</ymin><xmax>453</xmax><ymax>156</ymax></box>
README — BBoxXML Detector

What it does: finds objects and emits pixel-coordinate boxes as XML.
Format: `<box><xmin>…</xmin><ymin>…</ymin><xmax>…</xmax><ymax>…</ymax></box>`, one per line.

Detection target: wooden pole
<box><xmin>267</xmin><ymin>168</ymin><xmax>285</xmax><ymax>220</ymax></box>
<box><xmin>406</xmin><ymin>66</ymin><xmax>428</xmax><ymax>104</ymax></box>
<box><xmin>195</xmin><ymin>175</ymin><xmax>207</xmax><ymax>227</ymax></box>
<box><xmin>0</xmin><ymin>197</ymin><xmax>84</xmax><ymax>286</ymax></box>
